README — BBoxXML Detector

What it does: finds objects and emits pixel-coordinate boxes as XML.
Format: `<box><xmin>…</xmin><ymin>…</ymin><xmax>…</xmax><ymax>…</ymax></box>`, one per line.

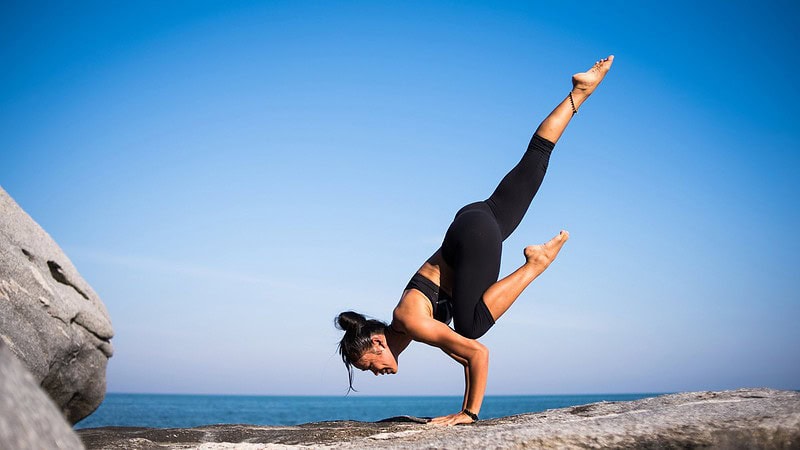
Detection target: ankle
<box><xmin>524</xmin><ymin>246</ymin><xmax>552</xmax><ymax>269</ymax></box>
<box><xmin>568</xmin><ymin>89</ymin><xmax>589</xmax><ymax>111</ymax></box>
<box><xmin>569</xmin><ymin>88</ymin><xmax>590</xmax><ymax>101</ymax></box>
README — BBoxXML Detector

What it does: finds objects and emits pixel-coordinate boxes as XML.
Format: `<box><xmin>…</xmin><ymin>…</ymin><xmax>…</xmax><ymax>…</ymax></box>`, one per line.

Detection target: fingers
<box><xmin>428</xmin><ymin>414</ymin><xmax>456</xmax><ymax>426</ymax></box>
<box><xmin>428</xmin><ymin>413</ymin><xmax>474</xmax><ymax>426</ymax></box>
<box><xmin>430</xmin><ymin>418</ymin><xmax>456</xmax><ymax>426</ymax></box>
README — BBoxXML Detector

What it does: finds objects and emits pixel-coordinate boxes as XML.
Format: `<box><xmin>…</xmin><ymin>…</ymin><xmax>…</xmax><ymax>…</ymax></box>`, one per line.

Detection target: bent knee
<box><xmin>455</xmin><ymin>324</ymin><xmax>489</xmax><ymax>340</ymax></box>
<box><xmin>454</xmin><ymin>302</ymin><xmax>496</xmax><ymax>339</ymax></box>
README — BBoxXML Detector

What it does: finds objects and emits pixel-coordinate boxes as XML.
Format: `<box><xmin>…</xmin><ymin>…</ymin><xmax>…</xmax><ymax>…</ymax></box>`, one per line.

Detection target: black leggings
<box><xmin>441</xmin><ymin>133</ymin><xmax>555</xmax><ymax>339</ymax></box>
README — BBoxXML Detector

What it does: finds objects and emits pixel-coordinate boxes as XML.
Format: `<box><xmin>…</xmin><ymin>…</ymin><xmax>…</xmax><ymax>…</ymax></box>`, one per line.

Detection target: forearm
<box><xmin>464</xmin><ymin>344</ymin><xmax>489</xmax><ymax>414</ymax></box>
<box><xmin>461</xmin><ymin>364</ymin><xmax>470</xmax><ymax>410</ymax></box>
<box><xmin>410</xmin><ymin>316</ymin><xmax>490</xmax><ymax>424</ymax></box>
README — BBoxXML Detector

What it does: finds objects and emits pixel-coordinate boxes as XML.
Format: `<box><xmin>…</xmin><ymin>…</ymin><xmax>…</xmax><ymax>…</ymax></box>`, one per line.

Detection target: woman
<box><xmin>336</xmin><ymin>56</ymin><xmax>614</xmax><ymax>426</ymax></box>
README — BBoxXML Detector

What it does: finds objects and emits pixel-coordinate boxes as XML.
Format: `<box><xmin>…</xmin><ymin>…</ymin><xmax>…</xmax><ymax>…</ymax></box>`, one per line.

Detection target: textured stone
<box><xmin>0</xmin><ymin>339</ymin><xmax>85</xmax><ymax>450</ymax></box>
<box><xmin>77</xmin><ymin>388</ymin><xmax>800</xmax><ymax>449</ymax></box>
<box><xmin>0</xmin><ymin>186</ymin><xmax>113</xmax><ymax>424</ymax></box>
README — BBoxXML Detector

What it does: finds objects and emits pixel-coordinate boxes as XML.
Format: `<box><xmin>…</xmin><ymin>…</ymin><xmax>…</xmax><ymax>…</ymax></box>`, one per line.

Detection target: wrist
<box><xmin>462</xmin><ymin>408</ymin><xmax>479</xmax><ymax>422</ymax></box>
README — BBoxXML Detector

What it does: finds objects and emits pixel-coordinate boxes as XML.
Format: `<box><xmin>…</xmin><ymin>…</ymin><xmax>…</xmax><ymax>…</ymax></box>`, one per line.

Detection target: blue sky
<box><xmin>1</xmin><ymin>1</ymin><xmax>798</xmax><ymax>396</ymax></box>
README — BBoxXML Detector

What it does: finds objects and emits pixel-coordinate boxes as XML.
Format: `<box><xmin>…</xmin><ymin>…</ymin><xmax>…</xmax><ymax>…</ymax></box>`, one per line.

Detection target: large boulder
<box><xmin>0</xmin><ymin>186</ymin><xmax>113</xmax><ymax>424</ymax></box>
<box><xmin>0</xmin><ymin>339</ymin><xmax>85</xmax><ymax>450</ymax></box>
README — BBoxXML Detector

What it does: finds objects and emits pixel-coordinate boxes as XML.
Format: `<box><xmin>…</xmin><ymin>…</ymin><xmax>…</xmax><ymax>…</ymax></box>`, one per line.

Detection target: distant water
<box><xmin>74</xmin><ymin>393</ymin><xmax>663</xmax><ymax>429</ymax></box>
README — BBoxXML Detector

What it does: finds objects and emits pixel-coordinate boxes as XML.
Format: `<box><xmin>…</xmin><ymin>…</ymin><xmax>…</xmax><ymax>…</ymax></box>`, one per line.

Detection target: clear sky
<box><xmin>1</xmin><ymin>1</ymin><xmax>798</xmax><ymax>396</ymax></box>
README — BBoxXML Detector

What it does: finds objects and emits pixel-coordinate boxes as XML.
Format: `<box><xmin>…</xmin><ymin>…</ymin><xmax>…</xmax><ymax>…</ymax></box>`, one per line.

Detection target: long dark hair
<box><xmin>335</xmin><ymin>311</ymin><xmax>388</xmax><ymax>392</ymax></box>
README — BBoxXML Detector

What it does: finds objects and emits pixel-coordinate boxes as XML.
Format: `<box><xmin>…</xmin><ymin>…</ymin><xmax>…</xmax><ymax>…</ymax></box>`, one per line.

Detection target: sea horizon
<box><xmin>75</xmin><ymin>392</ymin><xmax>670</xmax><ymax>430</ymax></box>
<box><xmin>104</xmin><ymin>390</ymin><xmax>672</xmax><ymax>397</ymax></box>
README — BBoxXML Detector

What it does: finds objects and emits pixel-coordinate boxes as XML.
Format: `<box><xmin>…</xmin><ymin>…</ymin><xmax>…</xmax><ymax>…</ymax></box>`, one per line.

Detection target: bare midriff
<box><xmin>392</xmin><ymin>248</ymin><xmax>455</xmax><ymax>334</ymax></box>
<box><xmin>416</xmin><ymin>248</ymin><xmax>454</xmax><ymax>297</ymax></box>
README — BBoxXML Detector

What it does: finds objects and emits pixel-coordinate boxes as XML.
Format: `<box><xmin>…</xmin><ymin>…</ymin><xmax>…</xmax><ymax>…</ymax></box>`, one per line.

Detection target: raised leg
<box><xmin>446</xmin><ymin>56</ymin><xmax>614</xmax><ymax>335</ymax></box>
<box><xmin>485</xmin><ymin>134</ymin><xmax>554</xmax><ymax>241</ymax></box>
<box><xmin>482</xmin><ymin>56</ymin><xmax>614</xmax><ymax>321</ymax></box>
<box><xmin>481</xmin><ymin>230</ymin><xmax>569</xmax><ymax>321</ymax></box>
<box><xmin>535</xmin><ymin>55</ymin><xmax>614</xmax><ymax>144</ymax></box>
<box><xmin>485</xmin><ymin>56</ymin><xmax>614</xmax><ymax>241</ymax></box>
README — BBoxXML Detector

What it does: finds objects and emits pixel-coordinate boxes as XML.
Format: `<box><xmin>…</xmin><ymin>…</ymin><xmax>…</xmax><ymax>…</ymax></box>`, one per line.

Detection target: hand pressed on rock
<box><xmin>428</xmin><ymin>411</ymin><xmax>475</xmax><ymax>426</ymax></box>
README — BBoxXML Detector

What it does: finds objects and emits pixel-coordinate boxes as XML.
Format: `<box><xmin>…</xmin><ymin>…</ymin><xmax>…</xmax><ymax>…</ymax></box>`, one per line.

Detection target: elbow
<box><xmin>470</xmin><ymin>341</ymin><xmax>489</xmax><ymax>365</ymax></box>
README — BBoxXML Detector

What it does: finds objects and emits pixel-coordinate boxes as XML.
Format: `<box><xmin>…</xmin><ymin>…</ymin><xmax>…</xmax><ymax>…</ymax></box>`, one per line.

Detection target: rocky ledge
<box><xmin>78</xmin><ymin>388</ymin><xmax>799</xmax><ymax>449</ymax></box>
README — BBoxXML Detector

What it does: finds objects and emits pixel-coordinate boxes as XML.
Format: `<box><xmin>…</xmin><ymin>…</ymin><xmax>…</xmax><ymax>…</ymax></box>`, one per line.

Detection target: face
<box><xmin>354</xmin><ymin>335</ymin><xmax>398</xmax><ymax>376</ymax></box>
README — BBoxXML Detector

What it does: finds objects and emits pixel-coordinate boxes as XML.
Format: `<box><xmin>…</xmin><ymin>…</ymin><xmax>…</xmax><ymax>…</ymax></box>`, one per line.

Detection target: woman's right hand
<box><xmin>428</xmin><ymin>410</ymin><xmax>474</xmax><ymax>426</ymax></box>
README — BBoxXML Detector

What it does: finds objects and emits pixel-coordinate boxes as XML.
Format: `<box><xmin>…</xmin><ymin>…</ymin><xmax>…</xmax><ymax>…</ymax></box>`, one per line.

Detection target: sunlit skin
<box><xmin>353</xmin><ymin>335</ymin><xmax>398</xmax><ymax>376</ymax></box>
<box><xmin>354</xmin><ymin>56</ymin><xmax>614</xmax><ymax>426</ymax></box>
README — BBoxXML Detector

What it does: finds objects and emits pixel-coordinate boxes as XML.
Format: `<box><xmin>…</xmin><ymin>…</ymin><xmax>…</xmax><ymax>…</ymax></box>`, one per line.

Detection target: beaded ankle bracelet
<box><xmin>569</xmin><ymin>91</ymin><xmax>578</xmax><ymax>115</ymax></box>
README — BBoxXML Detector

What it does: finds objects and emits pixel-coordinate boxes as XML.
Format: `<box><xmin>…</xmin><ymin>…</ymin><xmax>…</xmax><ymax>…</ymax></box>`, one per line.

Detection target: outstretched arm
<box><xmin>405</xmin><ymin>316</ymin><xmax>488</xmax><ymax>425</ymax></box>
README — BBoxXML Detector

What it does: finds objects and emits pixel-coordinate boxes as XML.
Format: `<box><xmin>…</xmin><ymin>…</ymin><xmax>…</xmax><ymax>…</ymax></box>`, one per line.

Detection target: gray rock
<box><xmin>0</xmin><ymin>186</ymin><xmax>113</xmax><ymax>424</ymax></box>
<box><xmin>77</xmin><ymin>388</ymin><xmax>800</xmax><ymax>449</ymax></box>
<box><xmin>0</xmin><ymin>339</ymin><xmax>85</xmax><ymax>450</ymax></box>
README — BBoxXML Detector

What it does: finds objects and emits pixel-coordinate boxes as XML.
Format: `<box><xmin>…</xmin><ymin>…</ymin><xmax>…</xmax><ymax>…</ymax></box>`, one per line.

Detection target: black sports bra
<box><xmin>405</xmin><ymin>272</ymin><xmax>453</xmax><ymax>325</ymax></box>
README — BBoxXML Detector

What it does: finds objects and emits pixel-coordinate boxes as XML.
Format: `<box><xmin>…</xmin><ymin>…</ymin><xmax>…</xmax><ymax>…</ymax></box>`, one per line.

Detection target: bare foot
<box><xmin>524</xmin><ymin>230</ymin><xmax>569</xmax><ymax>271</ymax></box>
<box><xmin>572</xmin><ymin>55</ymin><xmax>614</xmax><ymax>97</ymax></box>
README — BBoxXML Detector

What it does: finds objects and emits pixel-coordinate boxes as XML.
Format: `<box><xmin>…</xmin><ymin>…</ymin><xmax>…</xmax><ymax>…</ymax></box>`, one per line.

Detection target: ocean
<box><xmin>74</xmin><ymin>393</ymin><xmax>664</xmax><ymax>429</ymax></box>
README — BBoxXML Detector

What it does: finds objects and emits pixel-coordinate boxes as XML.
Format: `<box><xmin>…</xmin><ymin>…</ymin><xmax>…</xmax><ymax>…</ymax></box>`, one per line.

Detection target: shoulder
<box><xmin>393</xmin><ymin>292</ymin><xmax>463</xmax><ymax>348</ymax></box>
<box><xmin>393</xmin><ymin>294</ymin><xmax>485</xmax><ymax>357</ymax></box>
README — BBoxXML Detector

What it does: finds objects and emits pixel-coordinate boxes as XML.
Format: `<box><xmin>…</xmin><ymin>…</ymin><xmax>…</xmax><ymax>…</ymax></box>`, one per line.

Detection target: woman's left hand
<box><xmin>428</xmin><ymin>411</ymin><xmax>474</xmax><ymax>426</ymax></box>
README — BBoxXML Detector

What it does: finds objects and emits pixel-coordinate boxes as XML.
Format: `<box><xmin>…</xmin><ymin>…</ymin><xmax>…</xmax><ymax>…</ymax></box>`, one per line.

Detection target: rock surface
<box><xmin>0</xmin><ymin>186</ymin><xmax>113</xmax><ymax>424</ymax></box>
<box><xmin>77</xmin><ymin>388</ymin><xmax>800</xmax><ymax>449</ymax></box>
<box><xmin>0</xmin><ymin>339</ymin><xmax>86</xmax><ymax>450</ymax></box>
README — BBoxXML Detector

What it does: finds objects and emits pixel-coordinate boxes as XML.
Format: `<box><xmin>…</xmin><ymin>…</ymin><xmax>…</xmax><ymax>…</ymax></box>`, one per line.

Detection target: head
<box><xmin>335</xmin><ymin>311</ymin><xmax>398</xmax><ymax>392</ymax></box>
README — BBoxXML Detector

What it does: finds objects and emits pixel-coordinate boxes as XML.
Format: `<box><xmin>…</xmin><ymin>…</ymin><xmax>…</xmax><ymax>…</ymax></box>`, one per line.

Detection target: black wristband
<box><xmin>462</xmin><ymin>408</ymin><xmax>479</xmax><ymax>422</ymax></box>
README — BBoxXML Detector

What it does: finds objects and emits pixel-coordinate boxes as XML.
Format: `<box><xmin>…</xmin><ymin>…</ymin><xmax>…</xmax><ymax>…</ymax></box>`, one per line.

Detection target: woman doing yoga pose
<box><xmin>336</xmin><ymin>56</ymin><xmax>614</xmax><ymax>426</ymax></box>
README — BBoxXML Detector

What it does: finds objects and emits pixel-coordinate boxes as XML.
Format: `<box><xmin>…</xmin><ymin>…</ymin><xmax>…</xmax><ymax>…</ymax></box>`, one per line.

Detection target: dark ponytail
<box><xmin>335</xmin><ymin>311</ymin><xmax>388</xmax><ymax>392</ymax></box>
